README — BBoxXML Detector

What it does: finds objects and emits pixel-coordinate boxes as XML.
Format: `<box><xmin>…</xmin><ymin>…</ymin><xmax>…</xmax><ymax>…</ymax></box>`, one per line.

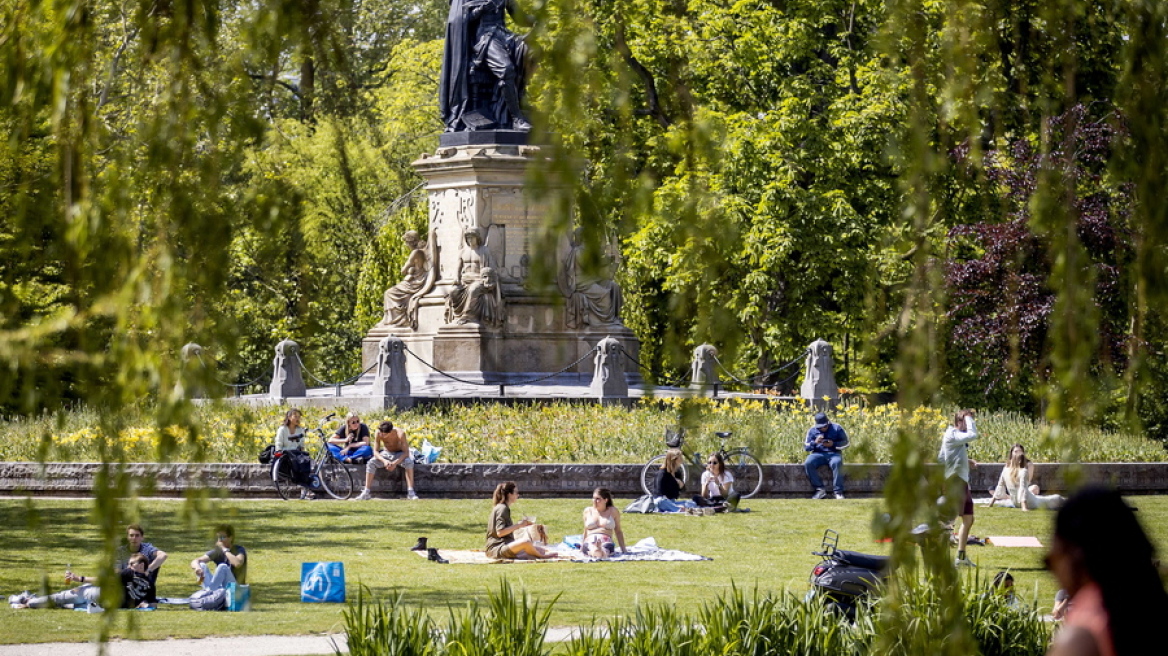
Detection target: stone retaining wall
<box><xmin>1</xmin><ymin>462</ymin><xmax>1165</xmax><ymax>499</ymax></box>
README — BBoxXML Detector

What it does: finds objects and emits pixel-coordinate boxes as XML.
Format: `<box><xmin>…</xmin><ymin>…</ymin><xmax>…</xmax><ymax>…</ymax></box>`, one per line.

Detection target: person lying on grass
<box><xmin>485</xmin><ymin>481</ymin><xmax>553</xmax><ymax>560</ymax></box>
<box><xmin>12</xmin><ymin>553</ymin><xmax>156</xmax><ymax>610</ymax></box>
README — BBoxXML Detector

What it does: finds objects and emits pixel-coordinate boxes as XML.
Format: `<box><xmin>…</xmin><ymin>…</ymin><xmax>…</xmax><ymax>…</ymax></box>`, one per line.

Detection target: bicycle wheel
<box><xmin>725</xmin><ymin>450</ymin><xmax>763</xmax><ymax>499</ymax></box>
<box><xmin>272</xmin><ymin>457</ymin><xmax>295</xmax><ymax>501</ymax></box>
<box><xmin>640</xmin><ymin>454</ymin><xmax>689</xmax><ymax>495</ymax></box>
<box><xmin>318</xmin><ymin>456</ymin><xmax>355</xmax><ymax>500</ymax></box>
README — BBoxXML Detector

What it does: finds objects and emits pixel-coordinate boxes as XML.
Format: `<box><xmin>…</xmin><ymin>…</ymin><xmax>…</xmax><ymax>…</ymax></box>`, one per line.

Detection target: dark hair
<box><xmin>707</xmin><ymin>452</ymin><xmax>725</xmax><ymax>476</ymax></box>
<box><xmin>378</xmin><ymin>420</ymin><xmax>394</xmax><ymax>433</ymax></box>
<box><xmin>127</xmin><ymin>523</ymin><xmax>144</xmax><ymax>536</ymax></box>
<box><xmin>992</xmin><ymin>571</ymin><xmax>1014</xmax><ymax>588</ymax></box>
<box><xmin>593</xmin><ymin>487</ymin><xmax>614</xmax><ymax>509</ymax></box>
<box><xmin>214</xmin><ymin>524</ymin><xmax>235</xmax><ymax>539</ymax></box>
<box><xmin>952</xmin><ymin>409</ymin><xmax>972</xmax><ymax>431</ymax></box>
<box><xmin>283</xmin><ymin>408</ymin><xmax>301</xmax><ymax>427</ymax></box>
<box><xmin>1053</xmin><ymin>487</ymin><xmax>1168</xmax><ymax>656</ymax></box>
<box><xmin>493</xmin><ymin>481</ymin><xmax>517</xmax><ymax>505</ymax></box>
<box><xmin>128</xmin><ymin>553</ymin><xmax>148</xmax><ymax>567</ymax></box>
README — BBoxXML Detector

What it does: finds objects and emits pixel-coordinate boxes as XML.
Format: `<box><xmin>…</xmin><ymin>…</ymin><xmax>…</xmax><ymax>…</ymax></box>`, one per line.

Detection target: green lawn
<box><xmin>2</xmin><ymin>495</ymin><xmax>1166</xmax><ymax>644</ymax></box>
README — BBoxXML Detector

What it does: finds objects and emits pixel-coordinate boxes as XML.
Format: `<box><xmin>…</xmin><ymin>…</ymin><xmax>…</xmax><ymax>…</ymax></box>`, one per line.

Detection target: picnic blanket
<box><xmin>413</xmin><ymin>538</ymin><xmax>711</xmax><ymax>564</ymax></box>
<box><xmin>986</xmin><ymin>536</ymin><xmax>1044</xmax><ymax>548</ymax></box>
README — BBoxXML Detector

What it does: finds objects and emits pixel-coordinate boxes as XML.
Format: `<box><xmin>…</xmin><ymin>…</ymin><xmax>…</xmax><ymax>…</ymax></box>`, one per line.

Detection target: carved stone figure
<box><xmin>800</xmin><ymin>338</ymin><xmax>839</xmax><ymax>409</ymax></box>
<box><xmin>438</xmin><ymin>0</ymin><xmax>531</xmax><ymax>132</ymax></box>
<box><xmin>590</xmin><ymin>336</ymin><xmax>628</xmax><ymax>398</ymax></box>
<box><xmin>557</xmin><ymin>228</ymin><xmax>622</xmax><ymax>328</ymax></box>
<box><xmin>445</xmin><ymin>228</ymin><xmax>505</xmax><ymax>326</ymax></box>
<box><xmin>269</xmin><ymin>339</ymin><xmax>306</xmax><ymax>399</ymax></box>
<box><xmin>372</xmin><ymin>335</ymin><xmax>411</xmax><ymax>397</ymax></box>
<box><xmin>690</xmin><ymin>343</ymin><xmax>719</xmax><ymax>390</ymax></box>
<box><xmin>382</xmin><ymin>231</ymin><xmax>430</xmax><ymax>329</ymax></box>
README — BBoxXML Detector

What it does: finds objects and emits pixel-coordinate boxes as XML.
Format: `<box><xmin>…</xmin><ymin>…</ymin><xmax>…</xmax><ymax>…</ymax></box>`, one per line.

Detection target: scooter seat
<box><xmin>834</xmin><ymin>550</ymin><xmax>890</xmax><ymax>572</ymax></box>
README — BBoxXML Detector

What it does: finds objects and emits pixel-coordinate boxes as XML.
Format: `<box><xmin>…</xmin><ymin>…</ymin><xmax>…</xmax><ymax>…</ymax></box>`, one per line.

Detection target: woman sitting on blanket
<box><xmin>693</xmin><ymin>452</ymin><xmax>736</xmax><ymax>509</ymax></box>
<box><xmin>582</xmin><ymin>487</ymin><xmax>627</xmax><ymax>558</ymax></box>
<box><xmin>485</xmin><ymin>482</ymin><xmax>554</xmax><ymax>560</ymax></box>
<box><xmin>654</xmin><ymin>449</ymin><xmax>684</xmax><ymax>500</ymax></box>
<box><xmin>989</xmin><ymin>443</ymin><xmax>1064</xmax><ymax>511</ymax></box>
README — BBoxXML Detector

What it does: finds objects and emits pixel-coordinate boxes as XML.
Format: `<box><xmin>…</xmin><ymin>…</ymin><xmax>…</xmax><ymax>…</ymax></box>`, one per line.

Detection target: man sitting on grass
<box><xmin>115</xmin><ymin>523</ymin><xmax>167</xmax><ymax>583</ymax></box>
<box><xmin>11</xmin><ymin>553</ymin><xmax>156</xmax><ymax>610</ymax></box>
<box><xmin>191</xmin><ymin>524</ymin><xmax>248</xmax><ymax>590</ymax></box>
<box><xmin>354</xmin><ymin>420</ymin><xmax>418</xmax><ymax>500</ymax></box>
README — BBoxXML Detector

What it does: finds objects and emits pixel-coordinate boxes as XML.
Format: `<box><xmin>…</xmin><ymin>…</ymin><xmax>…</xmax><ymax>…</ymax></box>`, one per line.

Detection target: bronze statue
<box><xmin>439</xmin><ymin>0</ymin><xmax>530</xmax><ymax>132</ymax></box>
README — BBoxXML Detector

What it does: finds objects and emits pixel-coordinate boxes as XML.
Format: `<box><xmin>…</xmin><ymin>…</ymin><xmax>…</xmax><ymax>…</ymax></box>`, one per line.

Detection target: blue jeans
<box><xmin>804</xmin><ymin>452</ymin><xmax>844</xmax><ymax>494</ymax></box>
<box><xmin>328</xmin><ymin>444</ymin><xmax>373</xmax><ymax>462</ymax></box>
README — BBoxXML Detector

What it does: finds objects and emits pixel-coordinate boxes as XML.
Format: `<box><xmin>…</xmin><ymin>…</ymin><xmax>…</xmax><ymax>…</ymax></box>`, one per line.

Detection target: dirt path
<box><xmin>0</xmin><ymin>627</ymin><xmax>586</xmax><ymax>656</ymax></box>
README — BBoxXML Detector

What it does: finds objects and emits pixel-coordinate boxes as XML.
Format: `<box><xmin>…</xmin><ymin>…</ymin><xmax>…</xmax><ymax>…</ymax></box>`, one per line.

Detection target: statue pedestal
<box><xmin>361</xmin><ymin>136</ymin><xmax>640</xmax><ymax>387</ymax></box>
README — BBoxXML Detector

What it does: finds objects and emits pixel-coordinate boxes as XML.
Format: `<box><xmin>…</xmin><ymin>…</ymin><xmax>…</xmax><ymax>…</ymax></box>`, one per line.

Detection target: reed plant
<box><xmin>343</xmin><ymin>578</ymin><xmax>1049</xmax><ymax>656</ymax></box>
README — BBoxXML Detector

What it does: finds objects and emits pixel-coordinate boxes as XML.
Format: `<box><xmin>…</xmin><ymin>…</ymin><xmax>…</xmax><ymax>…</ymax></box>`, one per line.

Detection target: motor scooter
<box><xmin>807</xmin><ymin>529</ymin><xmax>890</xmax><ymax>619</ymax></box>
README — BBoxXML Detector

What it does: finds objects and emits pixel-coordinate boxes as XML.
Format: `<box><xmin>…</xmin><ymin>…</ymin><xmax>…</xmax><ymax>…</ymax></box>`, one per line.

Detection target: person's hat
<box><xmin>814</xmin><ymin>413</ymin><xmax>830</xmax><ymax>428</ymax></box>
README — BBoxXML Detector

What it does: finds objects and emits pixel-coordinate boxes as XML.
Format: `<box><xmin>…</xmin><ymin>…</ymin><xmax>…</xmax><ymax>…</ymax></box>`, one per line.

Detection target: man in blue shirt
<box><xmin>804</xmin><ymin>412</ymin><xmax>849</xmax><ymax>499</ymax></box>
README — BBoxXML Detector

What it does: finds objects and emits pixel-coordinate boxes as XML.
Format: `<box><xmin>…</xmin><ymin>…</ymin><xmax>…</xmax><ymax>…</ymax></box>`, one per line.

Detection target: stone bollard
<box><xmin>590</xmin><ymin>336</ymin><xmax>629</xmax><ymax>399</ymax></box>
<box><xmin>270</xmin><ymin>339</ymin><xmax>307</xmax><ymax>400</ymax></box>
<box><xmin>799</xmin><ymin>338</ymin><xmax>839</xmax><ymax>410</ymax></box>
<box><xmin>175</xmin><ymin>342</ymin><xmax>205</xmax><ymax>399</ymax></box>
<box><xmin>372</xmin><ymin>335</ymin><xmax>412</xmax><ymax>408</ymax></box>
<box><xmin>689</xmin><ymin>343</ymin><xmax>719</xmax><ymax>394</ymax></box>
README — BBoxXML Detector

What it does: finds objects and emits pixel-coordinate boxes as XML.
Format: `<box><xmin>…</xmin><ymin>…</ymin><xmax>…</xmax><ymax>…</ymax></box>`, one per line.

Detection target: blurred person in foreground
<box><xmin>1045</xmin><ymin>486</ymin><xmax>1168</xmax><ymax>656</ymax></box>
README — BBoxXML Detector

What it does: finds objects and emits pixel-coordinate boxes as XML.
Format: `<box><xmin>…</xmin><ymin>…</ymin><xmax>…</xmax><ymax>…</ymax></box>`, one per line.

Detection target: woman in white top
<box><xmin>581</xmin><ymin>487</ymin><xmax>626</xmax><ymax>558</ymax></box>
<box><xmin>274</xmin><ymin>408</ymin><xmax>307</xmax><ymax>451</ymax></box>
<box><xmin>693</xmin><ymin>452</ymin><xmax>735</xmax><ymax>507</ymax></box>
<box><xmin>274</xmin><ymin>408</ymin><xmax>315</xmax><ymax>498</ymax></box>
<box><xmin>989</xmin><ymin>443</ymin><xmax>1063</xmax><ymax>510</ymax></box>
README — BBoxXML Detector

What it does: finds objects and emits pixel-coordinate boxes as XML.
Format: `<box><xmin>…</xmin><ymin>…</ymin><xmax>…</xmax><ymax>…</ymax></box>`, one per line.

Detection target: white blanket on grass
<box><xmin>551</xmin><ymin>537</ymin><xmax>711</xmax><ymax>562</ymax></box>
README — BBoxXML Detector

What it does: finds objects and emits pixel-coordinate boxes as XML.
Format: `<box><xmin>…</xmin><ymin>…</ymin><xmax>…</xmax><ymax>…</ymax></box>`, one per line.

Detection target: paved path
<box><xmin>0</xmin><ymin>628</ymin><xmax>587</xmax><ymax>656</ymax></box>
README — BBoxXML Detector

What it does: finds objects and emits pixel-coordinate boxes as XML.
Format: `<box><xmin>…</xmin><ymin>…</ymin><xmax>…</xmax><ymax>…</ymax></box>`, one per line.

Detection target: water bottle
<box><xmin>65</xmin><ymin>563</ymin><xmax>73</xmax><ymax>585</ymax></box>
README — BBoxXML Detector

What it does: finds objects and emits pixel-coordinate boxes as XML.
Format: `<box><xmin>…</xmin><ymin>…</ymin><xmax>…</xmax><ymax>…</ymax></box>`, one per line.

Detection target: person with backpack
<box><xmin>274</xmin><ymin>408</ymin><xmax>319</xmax><ymax>499</ymax></box>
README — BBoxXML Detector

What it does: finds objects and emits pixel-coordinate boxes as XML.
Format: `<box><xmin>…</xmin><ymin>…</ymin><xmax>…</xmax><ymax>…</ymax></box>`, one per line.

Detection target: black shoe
<box><xmin>427</xmin><ymin>548</ymin><xmax>448</xmax><ymax>564</ymax></box>
<box><xmin>410</xmin><ymin>537</ymin><xmax>428</xmax><ymax>552</ymax></box>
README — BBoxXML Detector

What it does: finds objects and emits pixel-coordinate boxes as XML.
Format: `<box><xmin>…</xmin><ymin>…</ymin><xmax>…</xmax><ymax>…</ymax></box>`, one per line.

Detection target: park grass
<box><xmin>2</xmin><ymin>495</ymin><xmax>1167</xmax><ymax>645</ymax></box>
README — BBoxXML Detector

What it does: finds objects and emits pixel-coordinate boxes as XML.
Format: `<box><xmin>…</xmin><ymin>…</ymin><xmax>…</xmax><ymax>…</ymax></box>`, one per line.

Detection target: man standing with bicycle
<box><xmin>804</xmin><ymin>412</ymin><xmax>849</xmax><ymax>500</ymax></box>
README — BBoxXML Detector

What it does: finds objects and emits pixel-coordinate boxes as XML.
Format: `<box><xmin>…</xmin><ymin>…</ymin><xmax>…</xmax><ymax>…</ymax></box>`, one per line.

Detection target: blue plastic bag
<box><xmin>301</xmin><ymin>562</ymin><xmax>346</xmax><ymax>603</ymax></box>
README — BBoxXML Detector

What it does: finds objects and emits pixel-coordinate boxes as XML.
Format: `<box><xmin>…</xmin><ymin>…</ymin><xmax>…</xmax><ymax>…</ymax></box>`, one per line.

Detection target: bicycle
<box><xmin>271</xmin><ymin>413</ymin><xmax>356</xmax><ymax>500</ymax></box>
<box><xmin>639</xmin><ymin>429</ymin><xmax>764</xmax><ymax>499</ymax></box>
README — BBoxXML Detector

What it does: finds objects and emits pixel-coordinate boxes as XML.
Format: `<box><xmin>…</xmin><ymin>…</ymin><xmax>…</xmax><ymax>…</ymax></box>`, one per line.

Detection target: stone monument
<box><xmin>800</xmin><ymin>338</ymin><xmax>839</xmax><ymax>409</ymax></box>
<box><xmin>362</xmin><ymin>0</ymin><xmax>638</xmax><ymax>384</ymax></box>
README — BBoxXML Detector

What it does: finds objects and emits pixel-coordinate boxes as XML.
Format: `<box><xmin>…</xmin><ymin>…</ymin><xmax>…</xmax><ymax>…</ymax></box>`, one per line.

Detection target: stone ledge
<box><xmin>1</xmin><ymin>462</ymin><xmax>1165</xmax><ymax>499</ymax></box>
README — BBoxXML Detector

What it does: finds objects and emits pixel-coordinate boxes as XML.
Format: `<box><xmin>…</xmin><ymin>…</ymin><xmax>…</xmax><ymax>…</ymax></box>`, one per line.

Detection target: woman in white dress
<box><xmin>989</xmin><ymin>443</ymin><xmax>1064</xmax><ymax>510</ymax></box>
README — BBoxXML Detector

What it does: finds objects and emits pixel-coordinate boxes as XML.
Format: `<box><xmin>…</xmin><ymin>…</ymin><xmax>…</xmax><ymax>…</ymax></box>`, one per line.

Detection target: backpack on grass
<box><xmin>189</xmin><ymin>588</ymin><xmax>227</xmax><ymax>611</ymax></box>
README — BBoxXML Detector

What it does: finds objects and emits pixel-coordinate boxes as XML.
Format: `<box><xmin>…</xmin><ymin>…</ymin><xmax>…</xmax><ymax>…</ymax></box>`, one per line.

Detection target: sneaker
<box><xmin>300</xmin><ymin>489</ymin><xmax>316</xmax><ymax>500</ymax></box>
<box><xmin>407</xmin><ymin>490</ymin><xmax>419</xmax><ymax>500</ymax></box>
<box><xmin>955</xmin><ymin>557</ymin><xmax>976</xmax><ymax>568</ymax></box>
<box><xmin>8</xmin><ymin>591</ymin><xmax>30</xmax><ymax>606</ymax></box>
<box><xmin>353</xmin><ymin>489</ymin><xmax>372</xmax><ymax>501</ymax></box>
<box><xmin>812</xmin><ymin>489</ymin><xmax>827</xmax><ymax>500</ymax></box>
<box><xmin>834</xmin><ymin>492</ymin><xmax>846</xmax><ymax>500</ymax></box>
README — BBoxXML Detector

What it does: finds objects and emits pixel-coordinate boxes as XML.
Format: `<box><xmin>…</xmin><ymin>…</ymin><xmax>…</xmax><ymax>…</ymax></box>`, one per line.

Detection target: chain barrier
<box><xmin>294</xmin><ymin>352</ymin><xmax>377</xmax><ymax>396</ymax></box>
<box><xmin>711</xmin><ymin>350</ymin><xmax>808</xmax><ymax>393</ymax></box>
<box><xmin>401</xmin><ymin>344</ymin><xmax>600</xmax><ymax>393</ymax></box>
<box><xmin>749</xmin><ymin>348</ymin><xmax>810</xmax><ymax>382</ymax></box>
<box><xmin>617</xmin><ymin>349</ymin><xmax>690</xmax><ymax>387</ymax></box>
<box><xmin>197</xmin><ymin>353</ymin><xmax>270</xmax><ymax>397</ymax></box>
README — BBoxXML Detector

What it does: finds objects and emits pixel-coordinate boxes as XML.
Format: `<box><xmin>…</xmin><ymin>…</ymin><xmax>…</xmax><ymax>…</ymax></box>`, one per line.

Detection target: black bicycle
<box><xmin>639</xmin><ymin>429</ymin><xmax>764</xmax><ymax>499</ymax></box>
<box><xmin>271</xmin><ymin>413</ymin><xmax>355</xmax><ymax>500</ymax></box>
